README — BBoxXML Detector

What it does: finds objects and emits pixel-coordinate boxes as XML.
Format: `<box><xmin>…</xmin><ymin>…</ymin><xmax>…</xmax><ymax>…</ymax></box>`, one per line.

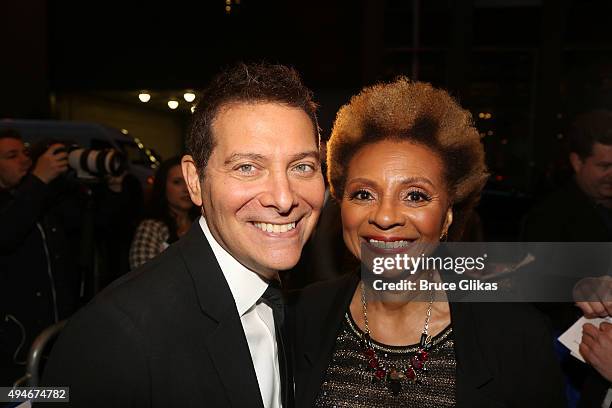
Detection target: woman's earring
<box><xmin>439</xmin><ymin>231</ymin><xmax>448</xmax><ymax>242</ymax></box>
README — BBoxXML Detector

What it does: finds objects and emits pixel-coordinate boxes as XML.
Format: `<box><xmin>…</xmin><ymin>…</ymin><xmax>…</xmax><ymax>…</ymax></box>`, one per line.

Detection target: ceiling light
<box><xmin>183</xmin><ymin>92</ymin><xmax>196</xmax><ymax>102</ymax></box>
<box><xmin>138</xmin><ymin>92</ymin><xmax>151</xmax><ymax>103</ymax></box>
<box><xmin>168</xmin><ymin>100</ymin><xmax>179</xmax><ymax>110</ymax></box>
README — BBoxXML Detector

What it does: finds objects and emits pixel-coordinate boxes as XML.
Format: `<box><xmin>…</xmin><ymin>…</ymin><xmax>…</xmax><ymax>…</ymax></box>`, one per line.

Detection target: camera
<box><xmin>60</xmin><ymin>144</ymin><xmax>126</xmax><ymax>179</ymax></box>
<box><xmin>29</xmin><ymin>139</ymin><xmax>127</xmax><ymax>180</ymax></box>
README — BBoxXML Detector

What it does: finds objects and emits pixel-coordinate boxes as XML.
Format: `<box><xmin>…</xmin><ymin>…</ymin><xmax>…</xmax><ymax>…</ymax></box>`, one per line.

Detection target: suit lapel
<box><xmin>297</xmin><ymin>274</ymin><xmax>358</xmax><ymax>407</ymax></box>
<box><xmin>178</xmin><ymin>223</ymin><xmax>264</xmax><ymax>408</ymax></box>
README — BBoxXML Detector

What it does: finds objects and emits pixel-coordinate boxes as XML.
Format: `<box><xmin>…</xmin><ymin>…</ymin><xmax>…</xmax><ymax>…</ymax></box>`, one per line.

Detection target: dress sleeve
<box><xmin>128</xmin><ymin>219</ymin><xmax>169</xmax><ymax>270</ymax></box>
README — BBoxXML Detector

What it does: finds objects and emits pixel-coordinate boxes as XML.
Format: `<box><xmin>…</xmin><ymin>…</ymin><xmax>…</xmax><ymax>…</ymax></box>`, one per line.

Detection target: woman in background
<box><xmin>129</xmin><ymin>157</ymin><xmax>198</xmax><ymax>269</ymax></box>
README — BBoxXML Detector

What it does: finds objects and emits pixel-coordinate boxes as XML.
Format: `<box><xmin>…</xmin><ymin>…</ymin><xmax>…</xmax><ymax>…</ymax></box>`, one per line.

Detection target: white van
<box><xmin>0</xmin><ymin>119</ymin><xmax>160</xmax><ymax>187</ymax></box>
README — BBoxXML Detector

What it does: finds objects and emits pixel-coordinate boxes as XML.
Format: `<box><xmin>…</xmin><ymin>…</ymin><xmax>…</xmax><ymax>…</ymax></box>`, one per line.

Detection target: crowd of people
<box><xmin>0</xmin><ymin>62</ymin><xmax>610</xmax><ymax>407</ymax></box>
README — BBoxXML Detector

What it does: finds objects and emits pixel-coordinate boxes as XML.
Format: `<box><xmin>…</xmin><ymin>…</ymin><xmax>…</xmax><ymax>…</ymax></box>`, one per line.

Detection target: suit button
<box><xmin>51</xmin><ymin>227</ymin><xmax>57</xmax><ymax>233</ymax></box>
<box><xmin>36</xmin><ymin>292</ymin><xmax>41</xmax><ymax>297</ymax></box>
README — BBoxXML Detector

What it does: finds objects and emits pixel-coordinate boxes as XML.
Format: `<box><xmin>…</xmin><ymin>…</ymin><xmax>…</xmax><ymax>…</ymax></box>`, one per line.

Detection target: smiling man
<box><xmin>43</xmin><ymin>63</ymin><xmax>325</xmax><ymax>407</ymax></box>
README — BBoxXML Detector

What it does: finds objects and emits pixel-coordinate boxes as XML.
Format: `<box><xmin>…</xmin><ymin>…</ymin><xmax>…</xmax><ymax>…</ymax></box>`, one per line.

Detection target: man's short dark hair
<box><xmin>0</xmin><ymin>128</ymin><xmax>22</xmax><ymax>141</ymax></box>
<box><xmin>568</xmin><ymin>110</ymin><xmax>612</xmax><ymax>159</ymax></box>
<box><xmin>187</xmin><ymin>62</ymin><xmax>319</xmax><ymax>173</ymax></box>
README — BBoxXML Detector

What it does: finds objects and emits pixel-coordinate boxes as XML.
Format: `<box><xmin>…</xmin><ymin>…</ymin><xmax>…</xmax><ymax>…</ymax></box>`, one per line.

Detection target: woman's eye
<box><xmin>351</xmin><ymin>189</ymin><xmax>373</xmax><ymax>201</ymax></box>
<box><xmin>405</xmin><ymin>190</ymin><xmax>431</xmax><ymax>202</ymax></box>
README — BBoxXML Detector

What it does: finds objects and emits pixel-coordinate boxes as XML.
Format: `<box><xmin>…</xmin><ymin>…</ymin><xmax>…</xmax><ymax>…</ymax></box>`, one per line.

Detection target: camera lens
<box><xmin>67</xmin><ymin>148</ymin><xmax>127</xmax><ymax>177</ymax></box>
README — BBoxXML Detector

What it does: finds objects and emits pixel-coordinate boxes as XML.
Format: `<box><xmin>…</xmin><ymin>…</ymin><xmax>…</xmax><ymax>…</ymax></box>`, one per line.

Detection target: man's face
<box><xmin>183</xmin><ymin>102</ymin><xmax>325</xmax><ymax>279</ymax></box>
<box><xmin>0</xmin><ymin>138</ymin><xmax>31</xmax><ymax>189</ymax></box>
<box><xmin>571</xmin><ymin>143</ymin><xmax>612</xmax><ymax>204</ymax></box>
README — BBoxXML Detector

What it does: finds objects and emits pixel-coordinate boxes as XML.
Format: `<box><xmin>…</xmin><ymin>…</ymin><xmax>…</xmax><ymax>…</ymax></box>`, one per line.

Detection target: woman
<box><xmin>293</xmin><ymin>78</ymin><xmax>565</xmax><ymax>407</ymax></box>
<box><xmin>129</xmin><ymin>157</ymin><xmax>198</xmax><ymax>269</ymax></box>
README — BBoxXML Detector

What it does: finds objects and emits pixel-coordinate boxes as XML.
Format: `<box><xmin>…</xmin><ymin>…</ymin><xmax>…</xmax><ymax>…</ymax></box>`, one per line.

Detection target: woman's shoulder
<box><xmin>136</xmin><ymin>218</ymin><xmax>170</xmax><ymax>234</ymax></box>
<box><xmin>453</xmin><ymin>301</ymin><xmax>553</xmax><ymax>341</ymax></box>
<box><xmin>291</xmin><ymin>273</ymin><xmax>358</xmax><ymax>314</ymax></box>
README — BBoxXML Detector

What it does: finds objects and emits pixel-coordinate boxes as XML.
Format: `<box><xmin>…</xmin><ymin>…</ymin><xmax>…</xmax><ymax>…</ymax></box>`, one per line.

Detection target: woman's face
<box><xmin>340</xmin><ymin>140</ymin><xmax>453</xmax><ymax>261</ymax></box>
<box><xmin>166</xmin><ymin>164</ymin><xmax>194</xmax><ymax>213</ymax></box>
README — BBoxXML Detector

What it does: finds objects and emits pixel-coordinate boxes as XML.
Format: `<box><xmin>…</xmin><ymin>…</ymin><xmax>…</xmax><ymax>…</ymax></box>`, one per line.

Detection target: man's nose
<box><xmin>259</xmin><ymin>170</ymin><xmax>298</xmax><ymax>214</ymax></box>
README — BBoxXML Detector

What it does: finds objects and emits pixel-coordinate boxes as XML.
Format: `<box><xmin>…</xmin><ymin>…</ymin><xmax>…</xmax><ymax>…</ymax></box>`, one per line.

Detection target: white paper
<box><xmin>558</xmin><ymin>316</ymin><xmax>612</xmax><ymax>363</ymax></box>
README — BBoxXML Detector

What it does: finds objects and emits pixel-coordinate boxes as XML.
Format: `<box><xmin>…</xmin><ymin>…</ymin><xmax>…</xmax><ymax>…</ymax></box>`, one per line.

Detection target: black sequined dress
<box><xmin>314</xmin><ymin>312</ymin><xmax>456</xmax><ymax>408</ymax></box>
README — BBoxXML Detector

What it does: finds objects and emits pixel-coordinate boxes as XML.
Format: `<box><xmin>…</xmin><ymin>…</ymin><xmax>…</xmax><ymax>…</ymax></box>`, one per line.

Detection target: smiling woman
<box><xmin>294</xmin><ymin>78</ymin><xmax>566</xmax><ymax>408</ymax></box>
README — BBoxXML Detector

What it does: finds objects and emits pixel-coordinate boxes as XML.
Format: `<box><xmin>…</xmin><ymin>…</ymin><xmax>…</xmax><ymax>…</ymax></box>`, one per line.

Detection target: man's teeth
<box><xmin>253</xmin><ymin>222</ymin><xmax>296</xmax><ymax>233</ymax></box>
<box><xmin>368</xmin><ymin>239</ymin><xmax>410</xmax><ymax>249</ymax></box>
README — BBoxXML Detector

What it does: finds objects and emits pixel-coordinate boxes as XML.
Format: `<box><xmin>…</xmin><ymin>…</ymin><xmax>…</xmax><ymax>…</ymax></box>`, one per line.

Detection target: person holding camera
<box><xmin>0</xmin><ymin>128</ymin><xmax>133</xmax><ymax>386</ymax></box>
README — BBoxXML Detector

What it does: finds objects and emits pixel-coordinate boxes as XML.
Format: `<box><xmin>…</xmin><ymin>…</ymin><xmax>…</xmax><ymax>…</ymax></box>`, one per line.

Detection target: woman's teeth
<box><xmin>253</xmin><ymin>222</ymin><xmax>296</xmax><ymax>233</ymax></box>
<box><xmin>368</xmin><ymin>239</ymin><xmax>410</xmax><ymax>249</ymax></box>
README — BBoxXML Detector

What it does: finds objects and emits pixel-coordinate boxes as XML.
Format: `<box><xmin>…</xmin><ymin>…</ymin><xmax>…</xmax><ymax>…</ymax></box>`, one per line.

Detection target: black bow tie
<box><xmin>261</xmin><ymin>281</ymin><xmax>293</xmax><ymax>407</ymax></box>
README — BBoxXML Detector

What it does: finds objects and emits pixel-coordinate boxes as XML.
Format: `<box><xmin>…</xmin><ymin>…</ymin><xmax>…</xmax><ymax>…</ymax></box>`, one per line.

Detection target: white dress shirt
<box><xmin>199</xmin><ymin>216</ymin><xmax>281</xmax><ymax>408</ymax></box>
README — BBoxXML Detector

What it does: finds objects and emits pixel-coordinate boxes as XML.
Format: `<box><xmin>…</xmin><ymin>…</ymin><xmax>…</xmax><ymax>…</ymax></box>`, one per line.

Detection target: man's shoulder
<box><xmin>527</xmin><ymin>180</ymin><xmax>590</xmax><ymax>217</ymax></box>
<box><xmin>90</xmin><ymin>240</ymin><xmax>213</xmax><ymax>324</ymax></box>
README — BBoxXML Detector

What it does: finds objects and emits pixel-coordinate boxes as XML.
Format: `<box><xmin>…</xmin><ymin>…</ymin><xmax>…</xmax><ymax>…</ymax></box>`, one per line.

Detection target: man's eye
<box><xmin>294</xmin><ymin>163</ymin><xmax>315</xmax><ymax>173</ymax></box>
<box><xmin>237</xmin><ymin>164</ymin><xmax>255</xmax><ymax>173</ymax></box>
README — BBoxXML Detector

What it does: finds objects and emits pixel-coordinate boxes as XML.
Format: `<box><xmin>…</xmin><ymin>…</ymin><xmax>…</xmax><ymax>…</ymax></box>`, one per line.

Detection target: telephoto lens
<box><xmin>67</xmin><ymin>148</ymin><xmax>127</xmax><ymax>178</ymax></box>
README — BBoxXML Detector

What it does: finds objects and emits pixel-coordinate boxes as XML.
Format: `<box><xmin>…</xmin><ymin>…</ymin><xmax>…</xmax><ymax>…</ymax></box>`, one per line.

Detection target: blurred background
<box><xmin>1</xmin><ymin>0</ymin><xmax>611</xmax><ymax>238</ymax></box>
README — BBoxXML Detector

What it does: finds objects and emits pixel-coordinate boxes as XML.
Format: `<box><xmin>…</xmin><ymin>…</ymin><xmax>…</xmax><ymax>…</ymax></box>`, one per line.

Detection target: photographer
<box><xmin>0</xmin><ymin>129</ymin><xmax>135</xmax><ymax>386</ymax></box>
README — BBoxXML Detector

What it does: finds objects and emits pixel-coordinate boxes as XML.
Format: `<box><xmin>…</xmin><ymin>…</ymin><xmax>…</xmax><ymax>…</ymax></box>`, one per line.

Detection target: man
<box><xmin>522</xmin><ymin>110</ymin><xmax>612</xmax><ymax>407</ymax></box>
<box><xmin>43</xmin><ymin>62</ymin><xmax>325</xmax><ymax>407</ymax></box>
<box><xmin>0</xmin><ymin>130</ymin><xmax>77</xmax><ymax>385</ymax></box>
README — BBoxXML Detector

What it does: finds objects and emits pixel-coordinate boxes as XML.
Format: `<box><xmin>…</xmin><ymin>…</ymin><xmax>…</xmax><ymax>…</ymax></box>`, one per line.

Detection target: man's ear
<box><xmin>569</xmin><ymin>152</ymin><xmax>584</xmax><ymax>174</ymax></box>
<box><xmin>181</xmin><ymin>155</ymin><xmax>203</xmax><ymax>207</ymax></box>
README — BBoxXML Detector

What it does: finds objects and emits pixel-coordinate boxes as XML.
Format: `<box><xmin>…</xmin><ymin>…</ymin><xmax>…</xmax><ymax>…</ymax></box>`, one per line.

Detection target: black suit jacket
<box><xmin>293</xmin><ymin>273</ymin><xmax>567</xmax><ymax>408</ymax></box>
<box><xmin>42</xmin><ymin>223</ymin><xmax>266</xmax><ymax>407</ymax></box>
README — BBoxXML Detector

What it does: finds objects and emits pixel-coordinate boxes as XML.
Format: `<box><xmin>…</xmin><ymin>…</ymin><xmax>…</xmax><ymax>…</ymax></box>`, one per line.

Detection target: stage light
<box><xmin>138</xmin><ymin>92</ymin><xmax>151</xmax><ymax>103</ymax></box>
<box><xmin>168</xmin><ymin>100</ymin><xmax>179</xmax><ymax>110</ymax></box>
<box><xmin>120</xmin><ymin>129</ymin><xmax>129</xmax><ymax>135</ymax></box>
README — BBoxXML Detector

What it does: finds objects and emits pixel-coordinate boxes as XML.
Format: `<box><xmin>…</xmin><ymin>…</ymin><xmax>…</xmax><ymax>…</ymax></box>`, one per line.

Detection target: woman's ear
<box><xmin>181</xmin><ymin>155</ymin><xmax>203</xmax><ymax>207</ymax></box>
<box><xmin>442</xmin><ymin>207</ymin><xmax>453</xmax><ymax>238</ymax></box>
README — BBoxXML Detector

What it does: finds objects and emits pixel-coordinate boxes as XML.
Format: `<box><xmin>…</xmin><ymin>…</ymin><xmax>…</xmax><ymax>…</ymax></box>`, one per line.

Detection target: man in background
<box><xmin>0</xmin><ymin>129</ymin><xmax>77</xmax><ymax>385</ymax></box>
<box><xmin>522</xmin><ymin>110</ymin><xmax>612</xmax><ymax>407</ymax></box>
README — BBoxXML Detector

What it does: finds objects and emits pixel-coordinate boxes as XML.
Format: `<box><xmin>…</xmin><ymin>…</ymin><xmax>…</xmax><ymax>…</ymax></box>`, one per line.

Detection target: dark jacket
<box><xmin>522</xmin><ymin>179</ymin><xmax>612</xmax><ymax>243</ymax></box>
<box><xmin>293</xmin><ymin>273</ymin><xmax>566</xmax><ymax>408</ymax></box>
<box><xmin>0</xmin><ymin>174</ymin><xmax>80</xmax><ymax>385</ymax></box>
<box><xmin>42</xmin><ymin>222</ymin><xmax>269</xmax><ymax>407</ymax></box>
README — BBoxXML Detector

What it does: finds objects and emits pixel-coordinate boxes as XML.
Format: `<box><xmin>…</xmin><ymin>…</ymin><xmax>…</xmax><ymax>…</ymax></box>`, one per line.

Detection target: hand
<box><xmin>579</xmin><ymin>322</ymin><xmax>612</xmax><ymax>382</ymax></box>
<box><xmin>576</xmin><ymin>301</ymin><xmax>612</xmax><ymax>318</ymax></box>
<box><xmin>574</xmin><ymin>276</ymin><xmax>612</xmax><ymax>318</ymax></box>
<box><xmin>32</xmin><ymin>143</ymin><xmax>69</xmax><ymax>184</ymax></box>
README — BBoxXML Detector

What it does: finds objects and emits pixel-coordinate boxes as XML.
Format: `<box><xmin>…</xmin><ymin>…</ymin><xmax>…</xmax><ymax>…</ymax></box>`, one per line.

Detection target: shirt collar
<box><xmin>199</xmin><ymin>216</ymin><xmax>268</xmax><ymax>316</ymax></box>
